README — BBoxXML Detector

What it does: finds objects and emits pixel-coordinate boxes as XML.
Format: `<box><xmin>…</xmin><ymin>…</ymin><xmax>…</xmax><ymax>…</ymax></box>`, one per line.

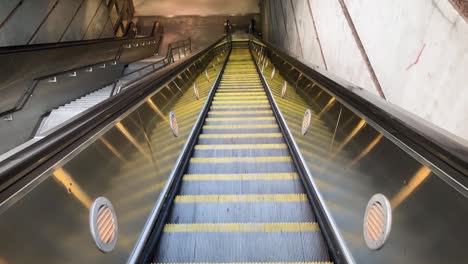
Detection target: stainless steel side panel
<box><xmin>0</xmin><ymin>45</ymin><xmax>227</xmax><ymax>263</ymax></box>
<box><xmin>253</xmin><ymin>44</ymin><xmax>468</xmax><ymax>264</ymax></box>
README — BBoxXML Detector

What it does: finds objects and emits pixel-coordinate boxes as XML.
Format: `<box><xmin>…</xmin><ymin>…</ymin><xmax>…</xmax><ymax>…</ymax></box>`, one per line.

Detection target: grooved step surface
<box><xmin>154</xmin><ymin>47</ymin><xmax>331</xmax><ymax>263</ymax></box>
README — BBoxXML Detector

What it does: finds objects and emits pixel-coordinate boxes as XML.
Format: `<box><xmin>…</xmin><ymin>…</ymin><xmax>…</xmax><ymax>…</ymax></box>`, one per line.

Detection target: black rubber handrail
<box><xmin>0</xmin><ymin>22</ymin><xmax>163</xmax><ymax>117</ymax></box>
<box><xmin>251</xmin><ymin>37</ymin><xmax>468</xmax><ymax>185</ymax></box>
<box><xmin>0</xmin><ymin>36</ymin><xmax>228</xmax><ymax>199</ymax></box>
<box><xmin>0</xmin><ymin>21</ymin><xmax>159</xmax><ymax>54</ymax></box>
<box><xmin>110</xmin><ymin>37</ymin><xmax>192</xmax><ymax>95</ymax></box>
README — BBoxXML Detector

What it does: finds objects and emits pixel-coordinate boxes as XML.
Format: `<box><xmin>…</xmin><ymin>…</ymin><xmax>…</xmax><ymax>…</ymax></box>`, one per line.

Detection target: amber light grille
<box><xmin>90</xmin><ymin>197</ymin><xmax>118</xmax><ymax>252</ymax></box>
<box><xmin>364</xmin><ymin>194</ymin><xmax>392</xmax><ymax>250</ymax></box>
<box><xmin>97</xmin><ymin>206</ymin><xmax>116</xmax><ymax>244</ymax></box>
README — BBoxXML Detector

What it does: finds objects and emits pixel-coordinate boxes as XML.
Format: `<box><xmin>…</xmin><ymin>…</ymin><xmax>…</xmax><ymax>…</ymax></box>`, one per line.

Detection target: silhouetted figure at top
<box><xmin>224</xmin><ymin>19</ymin><xmax>232</xmax><ymax>34</ymax></box>
<box><xmin>249</xmin><ymin>19</ymin><xmax>256</xmax><ymax>34</ymax></box>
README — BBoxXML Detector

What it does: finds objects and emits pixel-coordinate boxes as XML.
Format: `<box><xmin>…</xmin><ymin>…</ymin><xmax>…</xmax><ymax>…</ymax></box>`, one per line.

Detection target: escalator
<box><xmin>1</xmin><ymin>35</ymin><xmax>467</xmax><ymax>264</ymax></box>
<box><xmin>152</xmin><ymin>47</ymin><xmax>332</xmax><ymax>262</ymax></box>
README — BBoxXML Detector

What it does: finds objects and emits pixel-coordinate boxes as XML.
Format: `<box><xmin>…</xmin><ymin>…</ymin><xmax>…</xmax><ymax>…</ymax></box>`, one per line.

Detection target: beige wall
<box><xmin>261</xmin><ymin>0</ymin><xmax>468</xmax><ymax>143</ymax></box>
<box><xmin>134</xmin><ymin>0</ymin><xmax>259</xmax><ymax>16</ymax></box>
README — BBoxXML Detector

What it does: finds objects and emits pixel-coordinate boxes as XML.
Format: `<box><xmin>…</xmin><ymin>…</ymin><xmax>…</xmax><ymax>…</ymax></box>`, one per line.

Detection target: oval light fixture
<box><xmin>281</xmin><ymin>81</ymin><xmax>288</xmax><ymax>98</ymax></box>
<box><xmin>363</xmin><ymin>193</ymin><xmax>392</xmax><ymax>250</ymax></box>
<box><xmin>89</xmin><ymin>197</ymin><xmax>118</xmax><ymax>253</ymax></box>
<box><xmin>301</xmin><ymin>109</ymin><xmax>312</xmax><ymax>136</ymax></box>
<box><xmin>169</xmin><ymin>111</ymin><xmax>179</xmax><ymax>137</ymax></box>
<box><xmin>193</xmin><ymin>83</ymin><xmax>199</xmax><ymax>100</ymax></box>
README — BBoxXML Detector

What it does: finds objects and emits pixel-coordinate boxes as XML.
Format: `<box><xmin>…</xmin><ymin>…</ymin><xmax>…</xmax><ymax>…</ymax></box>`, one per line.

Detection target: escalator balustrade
<box><xmin>153</xmin><ymin>47</ymin><xmax>333</xmax><ymax>263</ymax></box>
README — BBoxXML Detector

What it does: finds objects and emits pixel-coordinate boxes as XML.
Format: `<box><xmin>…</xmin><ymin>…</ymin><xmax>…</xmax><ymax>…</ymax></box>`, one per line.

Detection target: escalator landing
<box><xmin>153</xmin><ymin>47</ymin><xmax>332</xmax><ymax>263</ymax></box>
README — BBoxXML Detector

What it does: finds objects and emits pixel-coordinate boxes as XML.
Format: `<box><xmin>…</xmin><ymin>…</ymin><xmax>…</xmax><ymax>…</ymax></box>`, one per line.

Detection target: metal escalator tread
<box><xmin>154</xmin><ymin>48</ymin><xmax>332</xmax><ymax>263</ymax></box>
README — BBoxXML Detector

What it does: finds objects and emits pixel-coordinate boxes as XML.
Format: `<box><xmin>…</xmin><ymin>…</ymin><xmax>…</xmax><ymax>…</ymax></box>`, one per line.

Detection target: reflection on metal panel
<box><xmin>0</xmin><ymin>43</ymin><xmax>229</xmax><ymax>263</ymax></box>
<box><xmin>349</xmin><ymin>134</ymin><xmax>384</xmax><ymax>166</ymax></box>
<box><xmin>53</xmin><ymin>168</ymin><xmax>92</xmax><ymax>209</ymax></box>
<box><xmin>391</xmin><ymin>166</ymin><xmax>431</xmax><ymax>209</ymax></box>
<box><xmin>253</xmin><ymin>41</ymin><xmax>468</xmax><ymax>264</ymax></box>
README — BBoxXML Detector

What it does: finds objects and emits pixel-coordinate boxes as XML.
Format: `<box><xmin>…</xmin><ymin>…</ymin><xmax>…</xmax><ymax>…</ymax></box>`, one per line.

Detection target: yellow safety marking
<box><xmin>219</xmin><ymin>86</ymin><xmax>264</xmax><ymax>88</ymax></box>
<box><xmin>194</xmin><ymin>144</ymin><xmax>286</xmax><ymax>150</ymax></box>
<box><xmin>203</xmin><ymin>124</ymin><xmax>277</xmax><ymax>129</ymax></box>
<box><xmin>190</xmin><ymin>156</ymin><xmax>291</xmax><ymax>163</ymax></box>
<box><xmin>215</xmin><ymin>92</ymin><xmax>265</xmax><ymax>96</ymax></box>
<box><xmin>154</xmin><ymin>262</ymin><xmax>332</xmax><ymax>264</ymax></box>
<box><xmin>183</xmin><ymin>173</ymin><xmax>298</xmax><ymax>181</ymax></box>
<box><xmin>217</xmin><ymin>89</ymin><xmax>265</xmax><ymax>92</ymax></box>
<box><xmin>212</xmin><ymin>100</ymin><xmax>269</xmax><ymax>105</ymax></box>
<box><xmin>219</xmin><ymin>83</ymin><xmax>262</xmax><ymax>86</ymax></box>
<box><xmin>214</xmin><ymin>95</ymin><xmax>267</xmax><ymax>99</ymax></box>
<box><xmin>164</xmin><ymin>222</ymin><xmax>319</xmax><ymax>232</ymax></box>
<box><xmin>175</xmin><ymin>194</ymin><xmax>307</xmax><ymax>203</ymax></box>
<box><xmin>199</xmin><ymin>133</ymin><xmax>282</xmax><ymax>138</ymax></box>
<box><xmin>205</xmin><ymin>117</ymin><xmax>274</xmax><ymax>121</ymax></box>
<box><xmin>218</xmin><ymin>86</ymin><xmax>262</xmax><ymax>88</ymax></box>
<box><xmin>221</xmin><ymin>81</ymin><xmax>261</xmax><ymax>83</ymax></box>
<box><xmin>221</xmin><ymin>79</ymin><xmax>261</xmax><ymax>81</ymax></box>
<box><xmin>210</xmin><ymin>105</ymin><xmax>270</xmax><ymax>109</ymax></box>
<box><xmin>214</xmin><ymin>96</ymin><xmax>267</xmax><ymax>101</ymax></box>
<box><xmin>209</xmin><ymin>110</ymin><xmax>272</xmax><ymax>115</ymax></box>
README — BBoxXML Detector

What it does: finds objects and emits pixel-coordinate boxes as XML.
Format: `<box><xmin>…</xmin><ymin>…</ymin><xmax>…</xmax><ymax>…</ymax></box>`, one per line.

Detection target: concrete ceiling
<box><xmin>133</xmin><ymin>0</ymin><xmax>259</xmax><ymax>16</ymax></box>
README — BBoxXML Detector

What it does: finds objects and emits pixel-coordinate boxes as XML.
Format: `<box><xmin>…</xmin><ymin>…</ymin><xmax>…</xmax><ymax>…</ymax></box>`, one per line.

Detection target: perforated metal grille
<box><xmin>301</xmin><ymin>109</ymin><xmax>311</xmax><ymax>135</ymax></box>
<box><xmin>364</xmin><ymin>194</ymin><xmax>392</xmax><ymax>250</ymax></box>
<box><xmin>89</xmin><ymin>197</ymin><xmax>118</xmax><ymax>252</ymax></box>
<box><xmin>169</xmin><ymin>111</ymin><xmax>179</xmax><ymax>137</ymax></box>
<box><xmin>193</xmin><ymin>83</ymin><xmax>199</xmax><ymax>100</ymax></box>
<box><xmin>97</xmin><ymin>206</ymin><xmax>116</xmax><ymax>244</ymax></box>
<box><xmin>281</xmin><ymin>81</ymin><xmax>287</xmax><ymax>98</ymax></box>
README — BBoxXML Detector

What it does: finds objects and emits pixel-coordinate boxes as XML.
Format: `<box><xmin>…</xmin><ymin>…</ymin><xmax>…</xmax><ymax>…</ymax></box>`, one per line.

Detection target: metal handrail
<box><xmin>0</xmin><ymin>35</ymin><xmax>228</xmax><ymax>197</ymax></box>
<box><xmin>110</xmin><ymin>37</ymin><xmax>192</xmax><ymax>95</ymax></box>
<box><xmin>250</xmin><ymin>36</ymin><xmax>468</xmax><ymax>185</ymax></box>
<box><xmin>0</xmin><ymin>21</ymin><xmax>163</xmax><ymax>117</ymax></box>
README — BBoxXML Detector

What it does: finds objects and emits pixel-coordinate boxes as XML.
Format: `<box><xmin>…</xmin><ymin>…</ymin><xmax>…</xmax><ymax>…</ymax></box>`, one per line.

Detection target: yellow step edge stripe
<box><xmin>218</xmin><ymin>87</ymin><xmax>264</xmax><ymax>89</ymax></box>
<box><xmin>175</xmin><ymin>194</ymin><xmax>307</xmax><ymax>203</ymax></box>
<box><xmin>194</xmin><ymin>144</ymin><xmax>286</xmax><ymax>150</ymax></box>
<box><xmin>205</xmin><ymin>117</ymin><xmax>274</xmax><ymax>121</ymax></box>
<box><xmin>209</xmin><ymin>111</ymin><xmax>272</xmax><ymax>115</ymax></box>
<box><xmin>217</xmin><ymin>90</ymin><xmax>265</xmax><ymax>93</ymax></box>
<box><xmin>183</xmin><ymin>173</ymin><xmax>298</xmax><ymax>181</ymax></box>
<box><xmin>199</xmin><ymin>133</ymin><xmax>282</xmax><ymax>138</ymax></box>
<box><xmin>217</xmin><ymin>88</ymin><xmax>264</xmax><ymax>90</ymax></box>
<box><xmin>214</xmin><ymin>92</ymin><xmax>265</xmax><ymax>95</ymax></box>
<box><xmin>203</xmin><ymin>124</ymin><xmax>277</xmax><ymax>129</ymax></box>
<box><xmin>210</xmin><ymin>105</ymin><xmax>271</xmax><ymax>109</ymax></box>
<box><xmin>220</xmin><ymin>83</ymin><xmax>262</xmax><ymax>85</ymax></box>
<box><xmin>219</xmin><ymin>81</ymin><xmax>263</xmax><ymax>85</ymax></box>
<box><xmin>214</xmin><ymin>97</ymin><xmax>267</xmax><ymax>101</ymax></box>
<box><xmin>212</xmin><ymin>101</ymin><xmax>269</xmax><ymax>105</ymax></box>
<box><xmin>214</xmin><ymin>95</ymin><xmax>267</xmax><ymax>98</ymax></box>
<box><xmin>190</xmin><ymin>156</ymin><xmax>291</xmax><ymax>163</ymax></box>
<box><xmin>154</xmin><ymin>262</ymin><xmax>332</xmax><ymax>264</ymax></box>
<box><xmin>164</xmin><ymin>222</ymin><xmax>319</xmax><ymax>232</ymax></box>
<box><xmin>219</xmin><ymin>80</ymin><xmax>261</xmax><ymax>82</ymax></box>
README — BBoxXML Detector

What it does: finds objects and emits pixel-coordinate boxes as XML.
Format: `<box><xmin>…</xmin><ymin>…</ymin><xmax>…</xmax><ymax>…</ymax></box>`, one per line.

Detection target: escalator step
<box><xmin>153</xmin><ymin>46</ymin><xmax>331</xmax><ymax>264</ymax></box>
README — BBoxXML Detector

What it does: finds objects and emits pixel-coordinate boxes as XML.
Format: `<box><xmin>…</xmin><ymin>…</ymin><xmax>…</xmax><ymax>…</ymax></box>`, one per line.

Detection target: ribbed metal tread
<box><xmin>154</xmin><ymin>47</ymin><xmax>331</xmax><ymax>263</ymax></box>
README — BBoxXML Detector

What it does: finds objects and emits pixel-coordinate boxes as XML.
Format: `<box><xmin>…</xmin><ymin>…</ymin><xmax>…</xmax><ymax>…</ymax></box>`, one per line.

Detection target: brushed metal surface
<box><xmin>0</xmin><ymin>23</ymin><xmax>163</xmax><ymax>155</ymax></box>
<box><xmin>0</xmin><ymin>42</ymin><xmax>228</xmax><ymax>263</ymax></box>
<box><xmin>253</xmin><ymin>42</ymin><xmax>468</xmax><ymax>264</ymax></box>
